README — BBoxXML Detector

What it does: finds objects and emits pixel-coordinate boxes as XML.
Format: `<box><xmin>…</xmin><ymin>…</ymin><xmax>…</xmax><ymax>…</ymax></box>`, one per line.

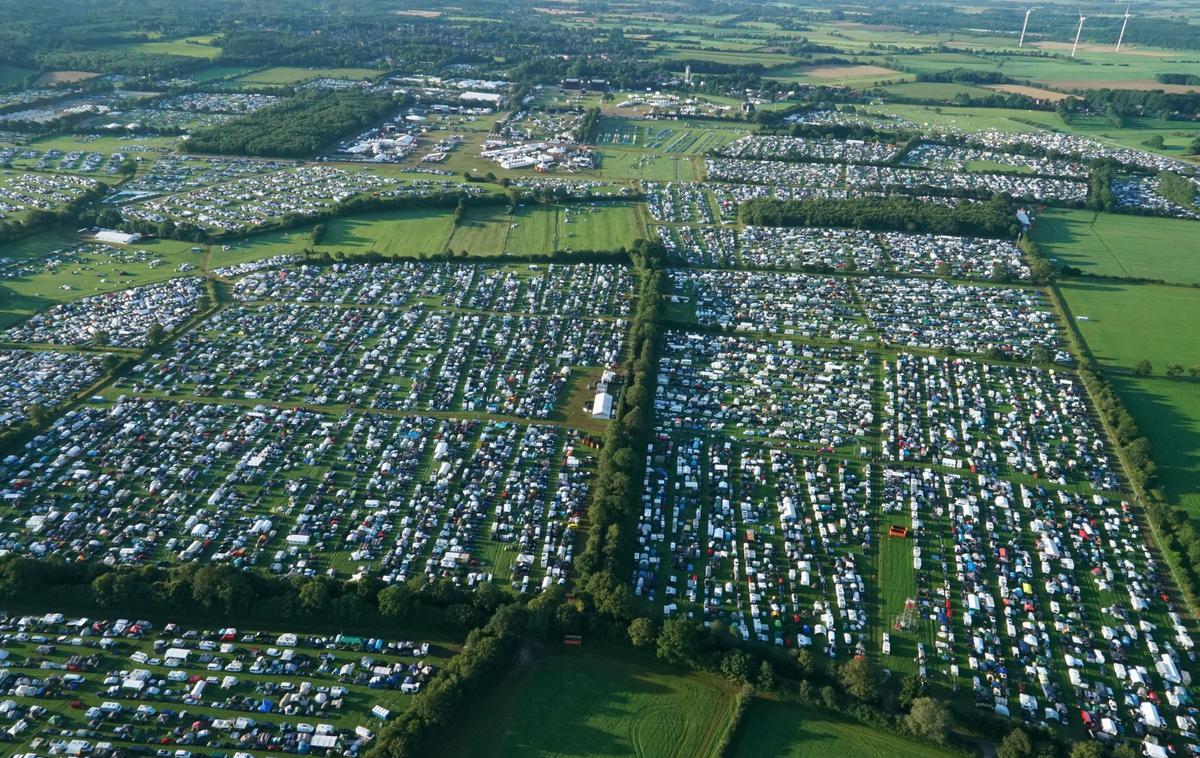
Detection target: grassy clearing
<box><xmin>1058</xmin><ymin>281</ymin><xmax>1200</xmax><ymax>370</ymax></box>
<box><xmin>114</xmin><ymin>36</ymin><xmax>223</xmax><ymax>58</ymax></box>
<box><xmin>436</xmin><ymin>652</ymin><xmax>737</xmax><ymax>758</ymax></box>
<box><xmin>316</xmin><ymin>208</ymin><xmax>456</xmax><ymax>256</ymax></box>
<box><xmin>1110</xmin><ymin>374</ymin><xmax>1200</xmax><ymax>514</ymax></box>
<box><xmin>234</xmin><ymin>66</ymin><xmax>385</xmax><ymax>85</ymax></box>
<box><xmin>730</xmin><ymin>698</ymin><xmax>961</xmax><ymax>758</ymax></box>
<box><xmin>880</xmin><ymin>82</ymin><xmax>995</xmax><ymax>100</ymax></box>
<box><xmin>0</xmin><ymin>235</ymin><xmax>205</xmax><ymax>329</ymax></box>
<box><xmin>1033</xmin><ymin>209</ymin><xmax>1200</xmax><ymax>285</ymax></box>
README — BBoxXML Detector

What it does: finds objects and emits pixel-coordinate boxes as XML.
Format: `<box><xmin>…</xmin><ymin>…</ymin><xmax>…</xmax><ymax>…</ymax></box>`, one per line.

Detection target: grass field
<box><xmin>115</xmin><ymin>35</ymin><xmax>223</xmax><ymax>59</ymax></box>
<box><xmin>436</xmin><ymin>653</ymin><xmax>737</xmax><ymax>758</ymax></box>
<box><xmin>234</xmin><ymin>66</ymin><xmax>385</xmax><ymax>86</ymax></box>
<box><xmin>1034</xmin><ymin>210</ymin><xmax>1200</xmax><ymax>285</ymax></box>
<box><xmin>317</xmin><ymin>208</ymin><xmax>457</xmax><ymax>256</ymax></box>
<box><xmin>0</xmin><ymin>234</ymin><xmax>205</xmax><ymax>329</ymax></box>
<box><xmin>880</xmin><ymin>82</ymin><xmax>997</xmax><ymax>100</ymax></box>
<box><xmin>1111</xmin><ymin>374</ymin><xmax>1200</xmax><ymax>514</ymax></box>
<box><xmin>1058</xmin><ymin>281</ymin><xmax>1200</xmax><ymax>371</ymax></box>
<box><xmin>862</xmin><ymin>105</ymin><xmax>1200</xmax><ymax>158</ymax></box>
<box><xmin>730</xmin><ymin>699</ymin><xmax>962</xmax><ymax>758</ymax></box>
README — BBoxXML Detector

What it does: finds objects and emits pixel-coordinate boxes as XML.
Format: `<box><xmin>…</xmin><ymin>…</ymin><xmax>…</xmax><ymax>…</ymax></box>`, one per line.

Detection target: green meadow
<box><xmin>1034</xmin><ymin>210</ymin><xmax>1200</xmax><ymax>284</ymax></box>
<box><xmin>436</xmin><ymin>653</ymin><xmax>738</xmax><ymax>758</ymax></box>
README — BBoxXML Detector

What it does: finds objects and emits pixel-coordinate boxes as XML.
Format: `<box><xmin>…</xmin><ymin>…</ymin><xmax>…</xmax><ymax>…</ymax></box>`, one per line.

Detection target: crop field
<box><xmin>731</xmin><ymin>699</ymin><xmax>960</xmax><ymax>758</ymax></box>
<box><xmin>436</xmin><ymin>653</ymin><xmax>737</xmax><ymax>758</ymax></box>
<box><xmin>1058</xmin><ymin>281</ymin><xmax>1200</xmax><ymax>371</ymax></box>
<box><xmin>1111</xmin><ymin>374</ymin><xmax>1200</xmax><ymax>514</ymax></box>
<box><xmin>233</xmin><ymin>67</ymin><xmax>385</xmax><ymax>86</ymax></box>
<box><xmin>1034</xmin><ymin>209</ymin><xmax>1200</xmax><ymax>284</ymax></box>
<box><xmin>768</xmin><ymin>63</ymin><xmax>905</xmax><ymax>88</ymax></box>
<box><xmin>0</xmin><ymin>613</ymin><xmax>455</xmax><ymax>757</ymax></box>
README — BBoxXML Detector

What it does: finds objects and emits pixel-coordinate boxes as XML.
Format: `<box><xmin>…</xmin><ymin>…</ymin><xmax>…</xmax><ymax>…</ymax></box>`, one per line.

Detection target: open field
<box><xmin>730</xmin><ymin>699</ymin><xmax>962</xmax><ymax>758</ymax></box>
<box><xmin>0</xmin><ymin>235</ymin><xmax>205</xmax><ymax>329</ymax></box>
<box><xmin>436</xmin><ymin>653</ymin><xmax>737</xmax><ymax>758</ymax></box>
<box><xmin>985</xmin><ymin>84</ymin><xmax>1071</xmax><ymax>101</ymax></box>
<box><xmin>115</xmin><ymin>35</ymin><xmax>223</xmax><ymax>58</ymax></box>
<box><xmin>1059</xmin><ymin>281</ymin><xmax>1200</xmax><ymax>371</ymax></box>
<box><xmin>33</xmin><ymin>70</ymin><xmax>100</xmax><ymax>85</ymax></box>
<box><xmin>862</xmin><ymin>105</ymin><xmax>1200</xmax><ymax>158</ymax></box>
<box><xmin>234</xmin><ymin>66</ymin><xmax>385</xmax><ymax>86</ymax></box>
<box><xmin>1111</xmin><ymin>374</ymin><xmax>1200</xmax><ymax>514</ymax></box>
<box><xmin>767</xmin><ymin>63</ymin><xmax>906</xmax><ymax>88</ymax></box>
<box><xmin>1034</xmin><ymin>210</ymin><xmax>1200</xmax><ymax>285</ymax></box>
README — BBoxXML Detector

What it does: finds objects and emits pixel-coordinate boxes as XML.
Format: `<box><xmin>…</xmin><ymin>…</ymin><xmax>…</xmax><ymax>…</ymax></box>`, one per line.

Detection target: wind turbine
<box><xmin>1115</xmin><ymin>6</ymin><xmax>1132</xmax><ymax>52</ymax></box>
<box><xmin>1018</xmin><ymin>8</ymin><xmax>1033</xmax><ymax>47</ymax></box>
<box><xmin>1071</xmin><ymin>13</ymin><xmax>1086</xmax><ymax>57</ymax></box>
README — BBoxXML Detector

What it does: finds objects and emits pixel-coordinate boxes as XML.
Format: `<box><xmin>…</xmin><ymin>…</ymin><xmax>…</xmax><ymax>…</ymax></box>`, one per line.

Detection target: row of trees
<box><xmin>1077</xmin><ymin>365</ymin><xmax>1200</xmax><ymax>611</ymax></box>
<box><xmin>0</xmin><ymin>556</ymin><xmax>513</xmax><ymax>634</ymax></box>
<box><xmin>573</xmin><ymin>239</ymin><xmax>666</xmax><ymax>619</ymax></box>
<box><xmin>185</xmin><ymin>91</ymin><xmax>402</xmax><ymax>158</ymax></box>
<box><xmin>739</xmin><ymin>195</ymin><xmax>1021</xmax><ymax>238</ymax></box>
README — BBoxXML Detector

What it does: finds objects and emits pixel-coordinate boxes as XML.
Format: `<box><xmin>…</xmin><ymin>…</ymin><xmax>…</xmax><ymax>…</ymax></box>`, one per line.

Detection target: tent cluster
<box><xmin>785</xmin><ymin>109</ymin><xmax>917</xmax><ymax>130</ymax></box>
<box><xmin>0</xmin><ymin>613</ymin><xmax>438</xmax><ymax>757</ymax></box>
<box><xmin>736</xmin><ymin>226</ymin><xmax>1028</xmax><ymax>278</ymax></box>
<box><xmin>902</xmin><ymin>143</ymin><xmax>1089</xmax><ymax>179</ymax></box>
<box><xmin>122</xmin><ymin>166</ymin><xmax>484</xmax><ymax>234</ymax></box>
<box><xmin>0</xmin><ymin>147</ymin><xmax>125</xmax><ymax>175</ymax></box>
<box><xmin>125</xmin><ymin>297</ymin><xmax>623</xmax><ymax>419</ymax></box>
<box><xmin>882</xmin><ymin>353</ymin><xmax>1119</xmax><ymax>490</ymax></box>
<box><xmin>0</xmin><ymin>350</ymin><xmax>105</xmax><ymax>429</ymax></box>
<box><xmin>657</xmin><ymin>225</ymin><xmax>737</xmax><ymax>266</ymax></box>
<box><xmin>845</xmin><ymin>165</ymin><xmax>1088</xmax><ymax>205</ymax></box>
<box><xmin>706</xmin><ymin>153</ymin><xmax>1087</xmax><ymax>204</ymax></box>
<box><xmin>210</xmin><ymin>254</ymin><xmax>303</xmax><ymax>279</ymax></box>
<box><xmin>0</xmin><ymin>172</ymin><xmax>97</xmax><ymax>219</ymax></box>
<box><xmin>672</xmin><ymin>269</ymin><xmax>867</xmax><ymax>341</ymax></box>
<box><xmin>119</xmin><ymin>155</ymin><xmax>291</xmax><ymax>198</ymax></box>
<box><xmin>159</xmin><ymin>92</ymin><xmax>282</xmax><ymax>115</ymax></box>
<box><xmin>959</xmin><ymin>130</ymin><xmax>1199</xmax><ymax>175</ymax></box>
<box><xmin>3</xmin><ymin>277</ymin><xmax>203</xmax><ymax>347</ymax></box>
<box><xmin>882</xmin><ymin>466</ymin><xmax>1197</xmax><ymax>752</ymax></box>
<box><xmin>0</xmin><ymin>398</ymin><xmax>591</xmax><ymax>591</ymax></box>
<box><xmin>855</xmin><ymin>276</ymin><xmax>1066</xmax><ymax>361</ymax></box>
<box><xmin>232</xmin><ymin>262</ymin><xmax>633</xmax><ymax>318</ymax></box>
<box><xmin>634</xmin><ymin>432</ymin><xmax>873</xmax><ymax>655</ymax></box>
<box><xmin>645</xmin><ymin>182</ymin><xmax>718</xmax><ymax>224</ymax></box>
<box><xmin>717</xmin><ymin>134</ymin><xmax>900</xmax><ymax>164</ymax></box>
<box><xmin>1114</xmin><ymin>176</ymin><xmax>1200</xmax><ymax>219</ymax></box>
<box><xmin>655</xmin><ymin>332</ymin><xmax>874</xmax><ymax>449</ymax></box>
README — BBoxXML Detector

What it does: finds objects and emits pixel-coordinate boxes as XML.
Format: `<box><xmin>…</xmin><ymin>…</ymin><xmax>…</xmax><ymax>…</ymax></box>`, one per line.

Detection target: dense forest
<box><xmin>739</xmin><ymin>195</ymin><xmax>1022</xmax><ymax>237</ymax></box>
<box><xmin>185</xmin><ymin>91</ymin><xmax>402</xmax><ymax>158</ymax></box>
